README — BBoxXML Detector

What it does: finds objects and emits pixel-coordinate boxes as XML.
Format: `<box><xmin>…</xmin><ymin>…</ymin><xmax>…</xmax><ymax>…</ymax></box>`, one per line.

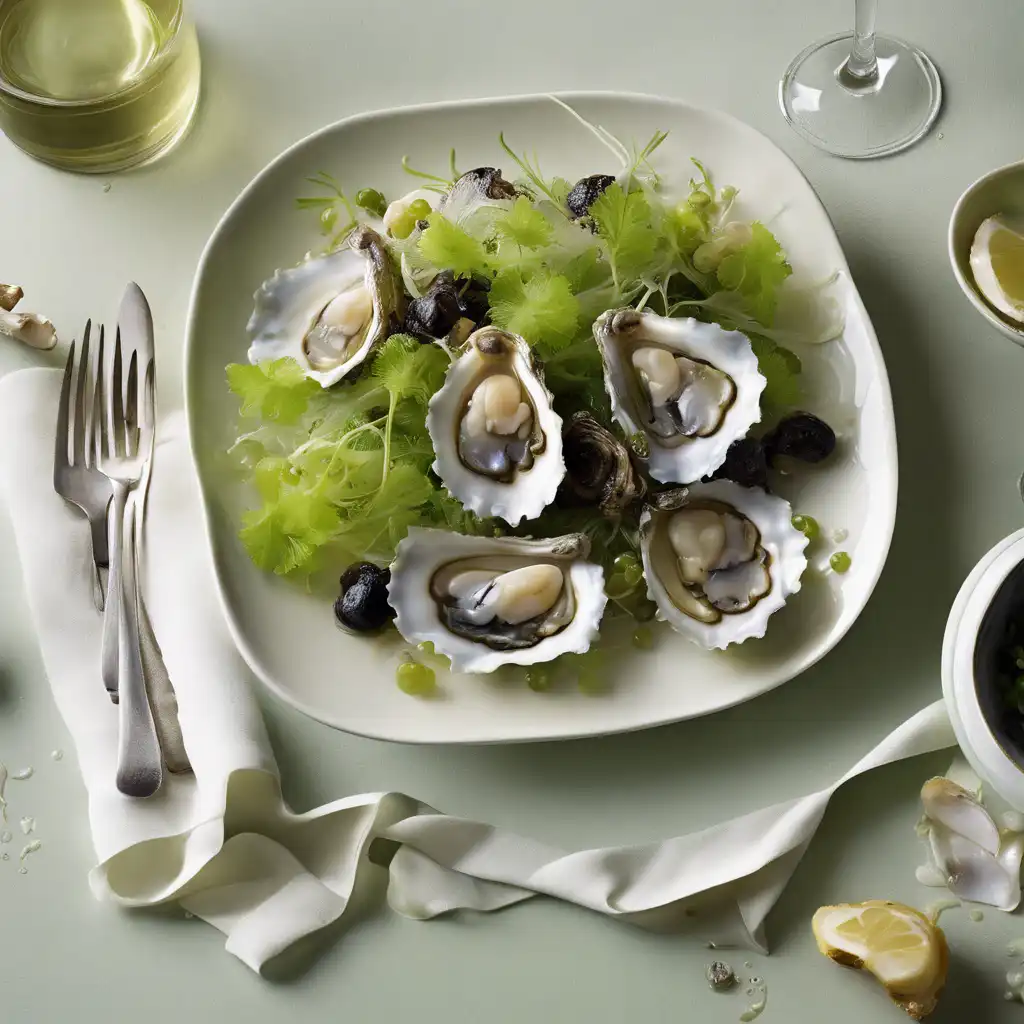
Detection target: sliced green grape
<box><xmin>829</xmin><ymin>551</ymin><xmax>852</xmax><ymax>574</ymax></box>
<box><xmin>390</xmin><ymin>211</ymin><xmax>417</xmax><ymax>240</ymax></box>
<box><xmin>526</xmin><ymin>666</ymin><xmax>552</xmax><ymax>692</ymax></box>
<box><xmin>791</xmin><ymin>514</ymin><xmax>819</xmax><ymax>540</ymax></box>
<box><xmin>356</xmin><ymin>188</ymin><xmax>387</xmax><ymax>218</ymax></box>
<box><xmin>407</xmin><ymin>198</ymin><xmax>432</xmax><ymax>220</ymax></box>
<box><xmin>397</xmin><ymin>660</ymin><xmax>436</xmax><ymax>696</ymax></box>
<box><xmin>623</xmin><ymin>564</ymin><xmax>644</xmax><ymax>587</ymax></box>
<box><xmin>613</xmin><ymin>553</ymin><xmax>640</xmax><ymax>573</ymax></box>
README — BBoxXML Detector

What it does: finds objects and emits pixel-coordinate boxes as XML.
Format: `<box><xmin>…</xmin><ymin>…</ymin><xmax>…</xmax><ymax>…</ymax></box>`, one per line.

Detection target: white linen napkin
<box><xmin>0</xmin><ymin>368</ymin><xmax>421</xmax><ymax>973</ymax></box>
<box><xmin>382</xmin><ymin>701</ymin><xmax>956</xmax><ymax>950</ymax></box>
<box><xmin>0</xmin><ymin>365</ymin><xmax>959</xmax><ymax>973</ymax></box>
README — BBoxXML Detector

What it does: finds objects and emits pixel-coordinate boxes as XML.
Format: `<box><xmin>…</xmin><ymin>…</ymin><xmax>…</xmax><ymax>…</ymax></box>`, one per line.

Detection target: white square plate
<box><xmin>185</xmin><ymin>92</ymin><xmax>896</xmax><ymax>743</ymax></box>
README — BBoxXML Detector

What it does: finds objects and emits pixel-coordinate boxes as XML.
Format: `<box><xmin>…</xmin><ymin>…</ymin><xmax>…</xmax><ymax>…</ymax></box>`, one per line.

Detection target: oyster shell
<box><xmin>593</xmin><ymin>309</ymin><xmax>765</xmax><ymax>483</ymax></box>
<box><xmin>426</xmin><ymin>326</ymin><xmax>565</xmax><ymax>525</ymax></box>
<box><xmin>640</xmin><ymin>479</ymin><xmax>807</xmax><ymax>649</ymax></box>
<box><xmin>917</xmin><ymin>776</ymin><xmax>1024</xmax><ymax>911</ymax></box>
<box><xmin>247</xmin><ymin>225</ymin><xmax>400</xmax><ymax>387</ymax></box>
<box><xmin>561</xmin><ymin>411</ymin><xmax>646</xmax><ymax>517</ymax></box>
<box><xmin>388</xmin><ymin>528</ymin><xmax>607</xmax><ymax>673</ymax></box>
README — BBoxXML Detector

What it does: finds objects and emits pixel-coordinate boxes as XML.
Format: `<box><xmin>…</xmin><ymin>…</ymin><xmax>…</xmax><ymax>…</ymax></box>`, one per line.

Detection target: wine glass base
<box><xmin>780</xmin><ymin>32</ymin><xmax>942</xmax><ymax>159</ymax></box>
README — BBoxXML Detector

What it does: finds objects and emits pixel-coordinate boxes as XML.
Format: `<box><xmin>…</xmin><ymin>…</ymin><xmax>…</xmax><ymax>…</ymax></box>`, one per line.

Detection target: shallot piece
<box><xmin>0</xmin><ymin>284</ymin><xmax>23</xmax><ymax>311</ymax></box>
<box><xmin>0</xmin><ymin>310</ymin><xmax>57</xmax><ymax>350</ymax></box>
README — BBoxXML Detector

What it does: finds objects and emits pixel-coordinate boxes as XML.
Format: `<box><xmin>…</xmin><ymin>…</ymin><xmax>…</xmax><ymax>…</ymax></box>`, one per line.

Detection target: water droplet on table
<box><xmin>0</xmin><ymin>830</ymin><xmax>12</xmax><ymax>844</ymax></box>
<box><xmin>51</xmin><ymin>749</ymin><xmax>63</xmax><ymax>762</ymax></box>
<box><xmin>19</xmin><ymin>817</ymin><xmax>34</xmax><ymax>835</ymax></box>
<box><xmin>12</xmin><ymin>767</ymin><xmax>34</xmax><ymax>781</ymax></box>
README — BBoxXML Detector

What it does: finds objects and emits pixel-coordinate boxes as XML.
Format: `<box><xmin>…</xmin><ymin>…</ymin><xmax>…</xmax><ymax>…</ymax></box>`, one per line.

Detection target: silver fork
<box><xmin>53</xmin><ymin>323</ymin><xmax>111</xmax><ymax>610</ymax></box>
<box><xmin>98</xmin><ymin>333</ymin><xmax>162</xmax><ymax>799</ymax></box>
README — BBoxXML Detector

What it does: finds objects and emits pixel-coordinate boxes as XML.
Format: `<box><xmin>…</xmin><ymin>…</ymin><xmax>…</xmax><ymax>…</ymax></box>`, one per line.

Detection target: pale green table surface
<box><xmin>1</xmin><ymin>0</ymin><xmax>1022</xmax><ymax>1020</ymax></box>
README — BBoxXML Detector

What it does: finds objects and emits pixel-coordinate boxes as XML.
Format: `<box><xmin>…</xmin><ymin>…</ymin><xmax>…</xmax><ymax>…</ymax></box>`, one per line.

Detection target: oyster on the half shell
<box><xmin>388</xmin><ymin>528</ymin><xmax>607</xmax><ymax>673</ymax></box>
<box><xmin>247</xmin><ymin>225</ymin><xmax>401</xmax><ymax>387</ymax></box>
<box><xmin>639</xmin><ymin>479</ymin><xmax>807</xmax><ymax>649</ymax></box>
<box><xmin>426</xmin><ymin>326</ymin><xmax>565</xmax><ymax>525</ymax></box>
<box><xmin>593</xmin><ymin>309</ymin><xmax>765</xmax><ymax>483</ymax></box>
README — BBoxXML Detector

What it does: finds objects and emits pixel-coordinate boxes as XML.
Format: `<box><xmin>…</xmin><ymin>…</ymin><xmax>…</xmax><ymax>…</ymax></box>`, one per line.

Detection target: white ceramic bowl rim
<box><xmin>947</xmin><ymin>158</ymin><xmax>1024</xmax><ymax>345</ymax></box>
<box><xmin>942</xmin><ymin>528</ymin><xmax>1024</xmax><ymax>809</ymax></box>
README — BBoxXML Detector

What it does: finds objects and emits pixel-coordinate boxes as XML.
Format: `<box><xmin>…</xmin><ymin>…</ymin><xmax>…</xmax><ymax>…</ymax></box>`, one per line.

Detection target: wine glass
<box><xmin>779</xmin><ymin>0</ymin><xmax>941</xmax><ymax>159</ymax></box>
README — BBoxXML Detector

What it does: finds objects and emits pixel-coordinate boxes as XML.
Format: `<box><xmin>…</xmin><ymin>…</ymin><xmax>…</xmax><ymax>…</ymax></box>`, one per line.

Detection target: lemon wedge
<box><xmin>811</xmin><ymin>900</ymin><xmax>948</xmax><ymax>1020</ymax></box>
<box><xmin>969</xmin><ymin>215</ymin><xmax>1024</xmax><ymax>324</ymax></box>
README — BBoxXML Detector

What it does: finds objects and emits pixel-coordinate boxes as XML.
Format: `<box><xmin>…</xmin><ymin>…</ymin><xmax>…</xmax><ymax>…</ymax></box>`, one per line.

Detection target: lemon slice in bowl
<box><xmin>970</xmin><ymin>215</ymin><xmax>1024</xmax><ymax>324</ymax></box>
<box><xmin>812</xmin><ymin>900</ymin><xmax>948</xmax><ymax>1019</ymax></box>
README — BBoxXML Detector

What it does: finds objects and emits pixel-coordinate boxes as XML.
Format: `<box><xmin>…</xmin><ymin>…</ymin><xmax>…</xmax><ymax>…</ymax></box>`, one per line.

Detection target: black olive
<box><xmin>566</xmin><ymin>174</ymin><xmax>616</xmax><ymax>218</ymax></box>
<box><xmin>709</xmin><ymin>437</ymin><xmax>768</xmax><ymax>489</ymax></box>
<box><xmin>764</xmin><ymin>412</ymin><xmax>836</xmax><ymax>465</ymax></box>
<box><xmin>335</xmin><ymin>562</ymin><xmax>395</xmax><ymax>632</ymax></box>
<box><xmin>404</xmin><ymin>276</ymin><xmax>463</xmax><ymax>339</ymax></box>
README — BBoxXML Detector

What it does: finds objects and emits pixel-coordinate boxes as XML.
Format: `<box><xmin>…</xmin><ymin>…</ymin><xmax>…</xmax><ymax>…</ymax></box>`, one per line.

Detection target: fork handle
<box><xmin>100</xmin><ymin>483</ymin><xmax>128</xmax><ymax>701</ymax></box>
<box><xmin>115</xmin><ymin>497</ymin><xmax>163</xmax><ymax>799</ymax></box>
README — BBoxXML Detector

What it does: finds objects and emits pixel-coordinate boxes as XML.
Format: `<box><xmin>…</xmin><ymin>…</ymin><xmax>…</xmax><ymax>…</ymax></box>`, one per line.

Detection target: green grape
<box><xmin>397</xmin><ymin>660</ymin><xmax>436</xmax><ymax>696</ymax></box>
<box><xmin>320</xmin><ymin>206</ymin><xmax>338</xmax><ymax>232</ymax></box>
<box><xmin>829</xmin><ymin>551</ymin><xmax>852</xmax><ymax>574</ymax></box>
<box><xmin>623</xmin><ymin>564</ymin><xmax>644</xmax><ymax>587</ymax></box>
<box><xmin>613</xmin><ymin>553</ymin><xmax>639</xmax><ymax>573</ymax></box>
<box><xmin>633</xmin><ymin>598</ymin><xmax>658</xmax><ymax>623</ymax></box>
<box><xmin>417</xmin><ymin>641</ymin><xmax>435</xmax><ymax>656</ymax></box>
<box><xmin>791</xmin><ymin>514</ymin><xmax>819</xmax><ymax>540</ymax></box>
<box><xmin>632</xmin><ymin>626</ymin><xmax>654</xmax><ymax>650</ymax></box>
<box><xmin>687</xmin><ymin>190</ymin><xmax>711</xmax><ymax>209</ymax></box>
<box><xmin>526</xmin><ymin>666</ymin><xmax>552</xmax><ymax>692</ymax></box>
<box><xmin>407</xmin><ymin>198</ymin><xmax>432</xmax><ymax>220</ymax></box>
<box><xmin>390</xmin><ymin>211</ymin><xmax>417</xmax><ymax>240</ymax></box>
<box><xmin>356</xmin><ymin>188</ymin><xmax>387</xmax><ymax>218</ymax></box>
<box><xmin>605</xmin><ymin>572</ymin><xmax>629</xmax><ymax>597</ymax></box>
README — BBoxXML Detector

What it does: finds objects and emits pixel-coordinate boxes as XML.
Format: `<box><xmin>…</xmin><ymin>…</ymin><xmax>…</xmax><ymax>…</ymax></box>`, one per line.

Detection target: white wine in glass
<box><xmin>779</xmin><ymin>0</ymin><xmax>941</xmax><ymax>159</ymax></box>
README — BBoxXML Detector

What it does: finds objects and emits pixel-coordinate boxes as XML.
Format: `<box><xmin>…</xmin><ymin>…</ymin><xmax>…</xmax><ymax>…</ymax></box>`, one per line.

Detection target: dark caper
<box><xmin>709</xmin><ymin>437</ymin><xmax>768</xmax><ymax>489</ymax></box>
<box><xmin>566</xmin><ymin>174</ymin><xmax>616</xmax><ymax>218</ymax></box>
<box><xmin>335</xmin><ymin>562</ymin><xmax>395</xmax><ymax>632</ymax></box>
<box><xmin>764</xmin><ymin>412</ymin><xmax>836</xmax><ymax>465</ymax></box>
<box><xmin>404</xmin><ymin>274</ymin><xmax>463</xmax><ymax>339</ymax></box>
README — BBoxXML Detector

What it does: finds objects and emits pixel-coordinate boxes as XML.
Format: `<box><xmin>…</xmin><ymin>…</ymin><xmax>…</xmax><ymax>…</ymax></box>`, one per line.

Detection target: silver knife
<box><xmin>102</xmin><ymin>283</ymin><xmax>192</xmax><ymax>776</ymax></box>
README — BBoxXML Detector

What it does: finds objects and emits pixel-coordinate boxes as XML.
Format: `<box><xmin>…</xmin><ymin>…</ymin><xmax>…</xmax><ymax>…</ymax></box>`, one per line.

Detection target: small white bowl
<box><xmin>948</xmin><ymin>160</ymin><xmax>1024</xmax><ymax>346</ymax></box>
<box><xmin>942</xmin><ymin>528</ymin><xmax>1024</xmax><ymax>810</ymax></box>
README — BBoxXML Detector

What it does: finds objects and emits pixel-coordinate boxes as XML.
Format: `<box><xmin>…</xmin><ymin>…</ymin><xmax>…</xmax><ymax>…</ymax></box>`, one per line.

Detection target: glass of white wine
<box><xmin>0</xmin><ymin>0</ymin><xmax>200</xmax><ymax>173</ymax></box>
<box><xmin>779</xmin><ymin>0</ymin><xmax>941</xmax><ymax>159</ymax></box>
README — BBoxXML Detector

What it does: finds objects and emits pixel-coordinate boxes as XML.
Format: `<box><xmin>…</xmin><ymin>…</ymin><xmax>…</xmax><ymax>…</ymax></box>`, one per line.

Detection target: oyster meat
<box><xmin>640</xmin><ymin>479</ymin><xmax>807</xmax><ymax>649</ymax></box>
<box><xmin>388</xmin><ymin>528</ymin><xmax>607</xmax><ymax>673</ymax></box>
<box><xmin>427</xmin><ymin>326</ymin><xmax>565</xmax><ymax>525</ymax></box>
<box><xmin>594</xmin><ymin>309</ymin><xmax>765</xmax><ymax>483</ymax></box>
<box><xmin>247</xmin><ymin>225</ymin><xmax>400</xmax><ymax>387</ymax></box>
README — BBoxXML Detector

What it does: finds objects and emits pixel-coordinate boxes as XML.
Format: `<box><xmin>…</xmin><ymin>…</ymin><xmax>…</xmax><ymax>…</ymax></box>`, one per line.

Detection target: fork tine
<box><xmin>92</xmin><ymin>324</ymin><xmax>105</xmax><ymax>464</ymax></box>
<box><xmin>72</xmin><ymin>321</ymin><xmax>91</xmax><ymax>467</ymax></box>
<box><xmin>54</xmin><ymin>338</ymin><xmax>76</xmax><ymax>480</ymax></box>
<box><xmin>110</xmin><ymin>329</ymin><xmax>124</xmax><ymax>458</ymax></box>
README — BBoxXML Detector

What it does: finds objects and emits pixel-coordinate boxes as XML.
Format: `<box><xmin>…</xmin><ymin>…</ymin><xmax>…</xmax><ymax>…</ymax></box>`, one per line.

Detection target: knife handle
<box><xmin>115</xmin><ymin>497</ymin><xmax>163</xmax><ymax>799</ymax></box>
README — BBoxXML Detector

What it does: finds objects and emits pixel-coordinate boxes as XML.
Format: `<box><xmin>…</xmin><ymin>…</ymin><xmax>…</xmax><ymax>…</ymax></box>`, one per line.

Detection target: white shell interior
<box><xmin>640</xmin><ymin>479</ymin><xmax>807</xmax><ymax>649</ymax></box>
<box><xmin>595</xmin><ymin>311</ymin><xmax>765</xmax><ymax>483</ymax></box>
<box><xmin>426</xmin><ymin>328</ymin><xmax>565</xmax><ymax>525</ymax></box>
<box><xmin>247</xmin><ymin>243</ymin><xmax>382</xmax><ymax>388</ymax></box>
<box><xmin>388</xmin><ymin>528</ymin><xmax>607</xmax><ymax>673</ymax></box>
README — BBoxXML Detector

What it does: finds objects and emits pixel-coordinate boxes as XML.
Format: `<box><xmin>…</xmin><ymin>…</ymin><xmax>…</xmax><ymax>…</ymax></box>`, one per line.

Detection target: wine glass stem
<box><xmin>845</xmin><ymin>0</ymin><xmax>879</xmax><ymax>80</ymax></box>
